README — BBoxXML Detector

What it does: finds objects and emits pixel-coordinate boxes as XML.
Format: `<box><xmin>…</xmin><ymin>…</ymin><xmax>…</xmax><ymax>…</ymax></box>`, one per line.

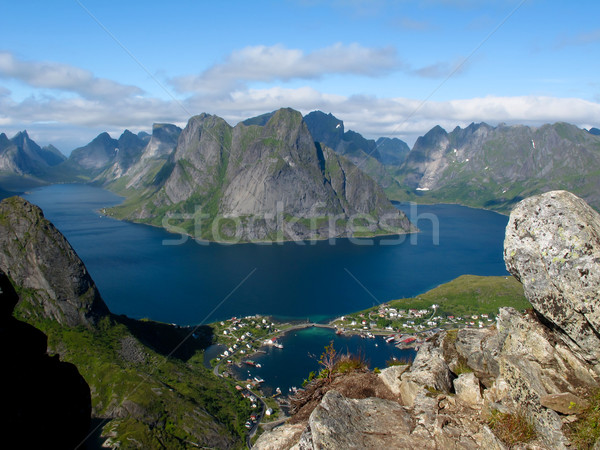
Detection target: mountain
<box><xmin>0</xmin><ymin>131</ymin><xmax>66</xmax><ymax>187</ymax></box>
<box><xmin>303</xmin><ymin>110</ymin><xmax>409</xmax><ymax>199</ymax></box>
<box><xmin>109</xmin><ymin>108</ymin><xmax>414</xmax><ymax>242</ymax></box>
<box><xmin>118</xmin><ymin>123</ymin><xmax>182</xmax><ymax>190</ymax></box>
<box><xmin>0</xmin><ymin>197</ymin><xmax>109</xmax><ymax>327</ymax></box>
<box><xmin>66</xmin><ymin>129</ymin><xmax>150</xmax><ymax>181</ymax></box>
<box><xmin>0</xmin><ymin>269</ymin><xmax>92</xmax><ymax>449</ymax></box>
<box><xmin>375</xmin><ymin>137</ymin><xmax>410</xmax><ymax>166</ymax></box>
<box><xmin>394</xmin><ymin>122</ymin><xmax>600</xmax><ymax>212</ymax></box>
<box><xmin>587</xmin><ymin>127</ymin><xmax>600</xmax><ymax>136</ymax></box>
<box><xmin>0</xmin><ymin>196</ymin><xmax>251</xmax><ymax>448</ymax></box>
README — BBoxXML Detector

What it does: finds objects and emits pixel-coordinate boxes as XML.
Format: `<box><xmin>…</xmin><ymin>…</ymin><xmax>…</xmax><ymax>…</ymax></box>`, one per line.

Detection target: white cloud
<box><xmin>1</xmin><ymin>54</ymin><xmax>599</xmax><ymax>150</ymax></box>
<box><xmin>171</xmin><ymin>43</ymin><xmax>401</xmax><ymax>94</ymax></box>
<box><xmin>0</xmin><ymin>51</ymin><xmax>143</xmax><ymax>100</ymax></box>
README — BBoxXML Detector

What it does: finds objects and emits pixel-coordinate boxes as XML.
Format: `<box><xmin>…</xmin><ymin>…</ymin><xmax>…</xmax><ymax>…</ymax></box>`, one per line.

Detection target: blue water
<box><xmin>231</xmin><ymin>327</ymin><xmax>416</xmax><ymax>394</ymax></box>
<box><xmin>23</xmin><ymin>184</ymin><xmax>509</xmax><ymax>325</ymax></box>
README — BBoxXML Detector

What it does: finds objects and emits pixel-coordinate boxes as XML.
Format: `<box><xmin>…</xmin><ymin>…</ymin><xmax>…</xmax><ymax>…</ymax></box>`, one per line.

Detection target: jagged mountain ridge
<box><xmin>108</xmin><ymin>108</ymin><xmax>413</xmax><ymax>241</ymax></box>
<box><xmin>394</xmin><ymin>121</ymin><xmax>600</xmax><ymax>211</ymax></box>
<box><xmin>0</xmin><ymin>130</ymin><xmax>66</xmax><ymax>177</ymax></box>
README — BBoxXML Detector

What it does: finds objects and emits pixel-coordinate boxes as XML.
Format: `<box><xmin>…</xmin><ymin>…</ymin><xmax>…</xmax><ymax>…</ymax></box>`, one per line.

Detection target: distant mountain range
<box><xmin>1</xmin><ymin>111</ymin><xmax>600</xmax><ymax>216</ymax></box>
<box><xmin>394</xmin><ymin>122</ymin><xmax>600</xmax><ymax>212</ymax></box>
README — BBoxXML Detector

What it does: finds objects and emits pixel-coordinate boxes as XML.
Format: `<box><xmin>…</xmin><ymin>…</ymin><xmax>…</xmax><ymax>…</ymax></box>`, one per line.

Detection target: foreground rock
<box><xmin>504</xmin><ymin>190</ymin><xmax>600</xmax><ymax>370</ymax></box>
<box><xmin>256</xmin><ymin>190</ymin><xmax>600</xmax><ymax>450</ymax></box>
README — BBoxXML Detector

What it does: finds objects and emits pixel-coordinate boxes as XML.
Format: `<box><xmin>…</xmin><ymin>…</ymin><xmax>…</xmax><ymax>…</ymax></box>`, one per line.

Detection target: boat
<box><xmin>385</xmin><ymin>336</ymin><xmax>395</xmax><ymax>344</ymax></box>
<box><xmin>245</xmin><ymin>360</ymin><xmax>257</xmax><ymax>366</ymax></box>
<box><xmin>274</xmin><ymin>343</ymin><xmax>283</xmax><ymax>349</ymax></box>
<box><xmin>256</xmin><ymin>363</ymin><xmax>262</xmax><ymax>368</ymax></box>
<box><xmin>253</xmin><ymin>376</ymin><xmax>265</xmax><ymax>383</ymax></box>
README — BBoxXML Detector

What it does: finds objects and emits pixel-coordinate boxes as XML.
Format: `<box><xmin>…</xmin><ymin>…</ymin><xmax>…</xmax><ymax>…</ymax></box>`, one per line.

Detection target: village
<box><xmin>331</xmin><ymin>302</ymin><xmax>496</xmax><ymax>346</ymax></box>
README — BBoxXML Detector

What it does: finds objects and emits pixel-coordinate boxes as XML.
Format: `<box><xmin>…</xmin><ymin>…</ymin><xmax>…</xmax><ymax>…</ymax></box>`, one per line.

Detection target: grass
<box><xmin>567</xmin><ymin>389</ymin><xmax>600</xmax><ymax>449</ymax></box>
<box><xmin>388</xmin><ymin>275</ymin><xmax>530</xmax><ymax>317</ymax></box>
<box><xmin>487</xmin><ymin>409</ymin><xmax>537</xmax><ymax>447</ymax></box>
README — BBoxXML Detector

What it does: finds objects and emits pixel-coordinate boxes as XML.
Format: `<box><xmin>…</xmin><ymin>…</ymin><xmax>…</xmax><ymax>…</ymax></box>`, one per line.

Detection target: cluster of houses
<box><xmin>215</xmin><ymin>315</ymin><xmax>279</xmax><ymax>360</ymax></box>
<box><xmin>335</xmin><ymin>304</ymin><xmax>495</xmax><ymax>335</ymax></box>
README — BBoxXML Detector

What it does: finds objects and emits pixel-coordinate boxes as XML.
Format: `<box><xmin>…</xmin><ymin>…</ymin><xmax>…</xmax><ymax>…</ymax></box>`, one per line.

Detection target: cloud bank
<box><xmin>1</xmin><ymin>50</ymin><xmax>600</xmax><ymax>150</ymax></box>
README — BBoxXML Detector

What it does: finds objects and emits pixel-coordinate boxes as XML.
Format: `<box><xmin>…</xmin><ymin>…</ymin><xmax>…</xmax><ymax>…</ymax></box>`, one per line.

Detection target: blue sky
<box><xmin>1</xmin><ymin>0</ymin><xmax>599</xmax><ymax>152</ymax></box>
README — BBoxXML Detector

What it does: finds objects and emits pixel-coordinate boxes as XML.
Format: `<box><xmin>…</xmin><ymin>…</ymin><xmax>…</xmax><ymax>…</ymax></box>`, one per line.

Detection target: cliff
<box><xmin>0</xmin><ymin>197</ymin><xmax>252</xmax><ymax>448</ymax></box>
<box><xmin>0</xmin><ymin>269</ymin><xmax>91</xmax><ymax>449</ymax></box>
<box><xmin>256</xmin><ymin>190</ymin><xmax>600</xmax><ymax>449</ymax></box>
<box><xmin>0</xmin><ymin>196</ymin><xmax>109</xmax><ymax>327</ymax></box>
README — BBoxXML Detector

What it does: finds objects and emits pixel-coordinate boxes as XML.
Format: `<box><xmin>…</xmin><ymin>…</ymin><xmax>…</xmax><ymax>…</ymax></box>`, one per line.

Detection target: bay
<box><xmin>23</xmin><ymin>184</ymin><xmax>509</xmax><ymax>325</ymax></box>
<box><xmin>230</xmin><ymin>327</ymin><xmax>416</xmax><ymax>395</ymax></box>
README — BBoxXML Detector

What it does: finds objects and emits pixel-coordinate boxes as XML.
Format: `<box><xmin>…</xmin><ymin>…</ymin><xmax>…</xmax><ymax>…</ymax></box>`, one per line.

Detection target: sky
<box><xmin>1</xmin><ymin>0</ymin><xmax>600</xmax><ymax>153</ymax></box>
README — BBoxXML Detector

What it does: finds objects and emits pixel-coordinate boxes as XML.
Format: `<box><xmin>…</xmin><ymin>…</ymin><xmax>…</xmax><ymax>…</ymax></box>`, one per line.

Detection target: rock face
<box><xmin>257</xmin><ymin>190</ymin><xmax>600</xmax><ymax>450</ymax></box>
<box><xmin>0</xmin><ymin>269</ymin><xmax>92</xmax><ymax>449</ymax></box>
<box><xmin>0</xmin><ymin>197</ymin><xmax>109</xmax><ymax>327</ymax></box>
<box><xmin>111</xmin><ymin>108</ymin><xmax>414</xmax><ymax>242</ymax></box>
<box><xmin>504</xmin><ymin>190</ymin><xmax>600</xmax><ymax>370</ymax></box>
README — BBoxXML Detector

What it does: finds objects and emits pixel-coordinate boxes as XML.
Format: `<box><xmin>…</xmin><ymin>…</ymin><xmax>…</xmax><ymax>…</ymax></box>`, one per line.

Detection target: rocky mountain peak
<box><xmin>0</xmin><ymin>197</ymin><xmax>109</xmax><ymax>327</ymax></box>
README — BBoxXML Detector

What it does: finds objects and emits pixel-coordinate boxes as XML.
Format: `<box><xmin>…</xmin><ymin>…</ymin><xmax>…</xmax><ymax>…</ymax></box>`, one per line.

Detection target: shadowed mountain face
<box><xmin>0</xmin><ymin>196</ymin><xmax>248</xmax><ymax>448</ymax></box>
<box><xmin>0</xmin><ymin>269</ymin><xmax>92</xmax><ymax>449</ymax></box>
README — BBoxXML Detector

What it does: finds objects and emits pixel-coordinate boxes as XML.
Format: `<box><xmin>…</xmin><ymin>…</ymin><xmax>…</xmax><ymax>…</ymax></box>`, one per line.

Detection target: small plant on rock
<box><xmin>487</xmin><ymin>408</ymin><xmax>537</xmax><ymax>447</ymax></box>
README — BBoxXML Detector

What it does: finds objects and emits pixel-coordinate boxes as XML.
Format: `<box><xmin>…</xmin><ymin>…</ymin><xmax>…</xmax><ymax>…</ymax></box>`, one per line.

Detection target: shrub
<box><xmin>487</xmin><ymin>409</ymin><xmax>536</xmax><ymax>447</ymax></box>
<box><xmin>568</xmin><ymin>389</ymin><xmax>600</xmax><ymax>449</ymax></box>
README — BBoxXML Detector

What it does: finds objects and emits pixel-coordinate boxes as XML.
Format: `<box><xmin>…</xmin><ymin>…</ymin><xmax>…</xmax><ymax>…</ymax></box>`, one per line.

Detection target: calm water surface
<box><xmin>24</xmin><ymin>184</ymin><xmax>509</xmax><ymax>325</ymax></box>
<box><xmin>230</xmin><ymin>327</ymin><xmax>416</xmax><ymax>394</ymax></box>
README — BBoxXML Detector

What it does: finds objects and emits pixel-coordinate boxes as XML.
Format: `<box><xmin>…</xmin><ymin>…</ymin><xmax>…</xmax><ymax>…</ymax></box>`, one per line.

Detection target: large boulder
<box><xmin>504</xmin><ymin>190</ymin><xmax>600</xmax><ymax>369</ymax></box>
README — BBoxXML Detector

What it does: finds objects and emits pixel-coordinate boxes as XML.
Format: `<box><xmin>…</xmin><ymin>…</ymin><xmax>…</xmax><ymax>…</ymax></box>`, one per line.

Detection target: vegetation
<box><xmin>567</xmin><ymin>389</ymin><xmax>600</xmax><ymax>449</ymax></box>
<box><xmin>335</xmin><ymin>275</ymin><xmax>530</xmax><ymax>335</ymax></box>
<box><xmin>487</xmin><ymin>409</ymin><xmax>537</xmax><ymax>447</ymax></box>
<box><xmin>13</xmin><ymin>305</ymin><xmax>252</xmax><ymax>448</ymax></box>
<box><xmin>388</xmin><ymin>275</ymin><xmax>529</xmax><ymax>318</ymax></box>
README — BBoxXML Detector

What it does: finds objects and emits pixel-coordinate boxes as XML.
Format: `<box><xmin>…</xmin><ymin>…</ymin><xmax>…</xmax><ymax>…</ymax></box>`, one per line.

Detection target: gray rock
<box><xmin>495</xmin><ymin>307</ymin><xmax>598</xmax><ymax>449</ymax></box>
<box><xmin>455</xmin><ymin>327</ymin><xmax>502</xmax><ymax>385</ymax></box>
<box><xmin>306</xmin><ymin>390</ymin><xmax>423</xmax><ymax>449</ymax></box>
<box><xmin>0</xmin><ymin>197</ymin><xmax>109</xmax><ymax>327</ymax></box>
<box><xmin>401</xmin><ymin>337</ymin><xmax>454</xmax><ymax>401</ymax></box>
<box><xmin>539</xmin><ymin>393</ymin><xmax>589</xmax><ymax>415</ymax></box>
<box><xmin>453</xmin><ymin>373</ymin><xmax>483</xmax><ymax>407</ymax></box>
<box><xmin>378</xmin><ymin>364</ymin><xmax>409</xmax><ymax>395</ymax></box>
<box><xmin>253</xmin><ymin>423</ymin><xmax>306</xmax><ymax>450</ymax></box>
<box><xmin>504</xmin><ymin>190</ymin><xmax>600</xmax><ymax>370</ymax></box>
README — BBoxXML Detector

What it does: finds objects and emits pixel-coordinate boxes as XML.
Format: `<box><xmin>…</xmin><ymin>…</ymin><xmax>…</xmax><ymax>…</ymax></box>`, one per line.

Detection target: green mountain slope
<box><xmin>393</xmin><ymin>122</ymin><xmax>600</xmax><ymax>212</ymax></box>
<box><xmin>0</xmin><ymin>197</ymin><xmax>252</xmax><ymax>448</ymax></box>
